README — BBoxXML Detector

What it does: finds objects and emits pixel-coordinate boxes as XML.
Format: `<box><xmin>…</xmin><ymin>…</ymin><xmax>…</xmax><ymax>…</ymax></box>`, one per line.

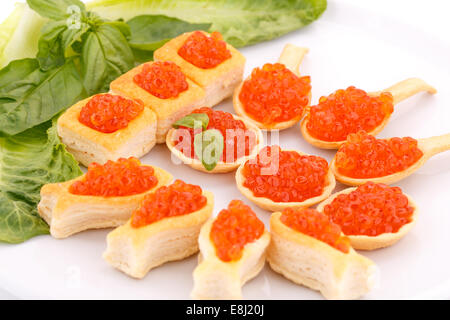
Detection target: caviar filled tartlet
<box><xmin>234</xmin><ymin>44</ymin><xmax>311</xmax><ymax>130</ymax></box>
<box><xmin>235</xmin><ymin>145</ymin><xmax>335</xmax><ymax>211</ymax></box>
<box><xmin>110</xmin><ymin>61</ymin><xmax>205</xmax><ymax>143</ymax></box>
<box><xmin>166</xmin><ymin>107</ymin><xmax>264</xmax><ymax>173</ymax></box>
<box><xmin>154</xmin><ymin>31</ymin><xmax>246</xmax><ymax>107</ymax></box>
<box><xmin>103</xmin><ymin>180</ymin><xmax>213</xmax><ymax>279</ymax></box>
<box><xmin>191</xmin><ymin>200</ymin><xmax>270</xmax><ymax>300</ymax></box>
<box><xmin>268</xmin><ymin>208</ymin><xmax>377</xmax><ymax>300</ymax></box>
<box><xmin>317</xmin><ymin>182</ymin><xmax>417</xmax><ymax>250</ymax></box>
<box><xmin>38</xmin><ymin>158</ymin><xmax>172</xmax><ymax>239</ymax></box>
<box><xmin>301</xmin><ymin>78</ymin><xmax>436</xmax><ymax>149</ymax></box>
<box><xmin>57</xmin><ymin>93</ymin><xmax>157</xmax><ymax>167</ymax></box>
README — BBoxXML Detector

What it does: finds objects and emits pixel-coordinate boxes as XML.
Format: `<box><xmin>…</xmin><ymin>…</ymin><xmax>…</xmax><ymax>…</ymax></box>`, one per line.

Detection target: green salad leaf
<box><xmin>37</xmin><ymin>20</ymin><xmax>68</xmax><ymax>70</ymax></box>
<box><xmin>0</xmin><ymin>119</ymin><xmax>82</xmax><ymax>243</ymax></box>
<box><xmin>173</xmin><ymin>113</ymin><xmax>209</xmax><ymax>130</ymax></box>
<box><xmin>194</xmin><ymin>129</ymin><xmax>224</xmax><ymax>171</ymax></box>
<box><xmin>27</xmin><ymin>0</ymin><xmax>86</xmax><ymax>21</ymax></box>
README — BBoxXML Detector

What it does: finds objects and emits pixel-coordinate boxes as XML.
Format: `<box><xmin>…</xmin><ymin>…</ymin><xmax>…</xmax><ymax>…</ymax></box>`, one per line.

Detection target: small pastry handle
<box><xmin>278</xmin><ymin>44</ymin><xmax>309</xmax><ymax>76</ymax></box>
<box><xmin>370</xmin><ymin>78</ymin><xmax>436</xmax><ymax>104</ymax></box>
<box><xmin>419</xmin><ymin>132</ymin><xmax>450</xmax><ymax>157</ymax></box>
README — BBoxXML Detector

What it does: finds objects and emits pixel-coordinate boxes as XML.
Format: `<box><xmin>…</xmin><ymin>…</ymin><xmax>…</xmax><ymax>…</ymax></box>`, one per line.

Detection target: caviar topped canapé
<box><xmin>174</xmin><ymin>107</ymin><xmax>256</xmax><ymax>162</ymax></box>
<box><xmin>178</xmin><ymin>31</ymin><xmax>232</xmax><ymax>69</ymax></box>
<box><xmin>280</xmin><ymin>208</ymin><xmax>351</xmax><ymax>253</ymax></box>
<box><xmin>69</xmin><ymin>157</ymin><xmax>158</xmax><ymax>197</ymax></box>
<box><xmin>323</xmin><ymin>182</ymin><xmax>414</xmax><ymax>236</ymax></box>
<box><xmin>239</xmin><ymin>63</ymin><xmax>311</xmax><ymax>125</ymax></box>
<box><xmin>306</xmin><ymin>87</ymin><xmax>394</xmax><ymax>142</ymax></box>
<box><xmin>130</xmin><ymin>180</ymin><xmax>207</xmax><ymax>228</ymax></box>
<box><xmin>78</xmin><ymin>94</ymin><xmax>144</xmax><ymax>133</ymax></box>
<box><xmin>133</xmin><ymin>61</ymin><xmax>189</xmax><ymax>99</ymax></box>
<box><xmin>242</xmin><ymin>146</ymin><xmax>329</xmax><ymax>203</ymax></box>
<box><xmin>335</xmin><ymin>131</ymin><xmax>423</xmax><ymax>178</ymax></box>
<box><xmin>210</xmin><ymin>200</ymin><xmax>265</xmax><ymax>262</ymax></box>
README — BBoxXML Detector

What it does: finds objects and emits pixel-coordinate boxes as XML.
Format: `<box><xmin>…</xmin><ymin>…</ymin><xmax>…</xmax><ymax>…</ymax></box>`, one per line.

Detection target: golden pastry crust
<box><xmin>191</xmin><ymin>219</ymin><xmax>270</xmax><ymax>299</ymax></box>
<box><xmin>37</xmin><ymin>165</ymin><xmax>173</xmax><ymax>239</ymax></box>
<box><xmin>109</xmin><ymin>62</ymin><xmax>206</xmax><ymax>143</ymax></box>
<box><xmin>235</xmin><ymin>149</ymin><xmax>336</xmax><ymax>211</ymax></box>
<box><xmin>154</xmin><ymin>31</ymin><xmax>246</xmax><ymax>107</ymax></box>
<box><xmin>103</xmin><ymin>191</ymin><xmax>214</xmax><ymax>279</ymax></box>
<box><xmin>267</xmin><ymin>212</ymin><xmax>377</xmax><ymax>300</ymax></box>
<box><xmin>316</xmin><ymin>187</ymin><xmax>418</xmax><ymax>250</ymax></box>
<box><xmin>165</xmin><ymin>114</ymin><xmax>264</xmax><ymax>173</ymax></box>
<box><xmin>57</xmin><ymin>94</ymin><xmax>157</xmax><ymax>167</ymax></box>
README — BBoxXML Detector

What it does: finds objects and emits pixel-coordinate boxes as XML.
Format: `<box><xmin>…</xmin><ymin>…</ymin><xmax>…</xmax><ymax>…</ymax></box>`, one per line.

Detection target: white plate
<box><xmin>1</xmin><ymin>1</ymin><xmax>450</xmax><ymax>299</ymax></box>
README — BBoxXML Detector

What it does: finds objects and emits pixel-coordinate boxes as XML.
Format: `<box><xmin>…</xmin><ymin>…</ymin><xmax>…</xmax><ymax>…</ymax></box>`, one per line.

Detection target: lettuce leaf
<box><xmin>87</xmin><ymin>0</ymin><xmax>327</xmax><ymax>47</ymax></box>
<box><xmin>0</xmin><ymin>119</ymin><xmax>82</xmax><ymax>244</ymax></box>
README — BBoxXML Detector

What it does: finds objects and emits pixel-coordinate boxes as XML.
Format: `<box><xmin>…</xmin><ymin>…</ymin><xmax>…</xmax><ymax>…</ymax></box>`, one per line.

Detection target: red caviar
<box><xmin>210</xmin><ymin>200</ymin><xmax>265</xmax><ymax>262</ymax></box>
<box><xmin>130</xmin><ymin>179</ymin><xmax>207</xmax><ymax>228</ymax></box>
<box><xmin>133</xmin><ymin>61</ymin><xmax>188</xmax><ymax>99</ymax></box>
<box><xmin>174</xmin><ymin>107</ymin><xmax>256</xmax><ymax>162</ymax></box>
<box><xmin>335</xmin><ymin>131</ymin><xmax>423</xmax><ymax>178</ymax></box>
<box><xmin>280</xmin><ymin>208</ymin><xmax>350</xmax><ymax>253</ymax></box>
<box><xmin>239</xmin><ymin>63</ymin><xmax>311</xmax><ymax>124</ymax></box>
<box><xmin>323</xmin><ymin>182</ymin><xmax>414</xmax><ymax>236</ymax></box>
<box><xmin>69</xmin><ymin>157</ymin><xmax>158</xmax><ymax>197</ymax></box>
<box><xmin>78</xmin><ymin>94</ymin><xmax>144</xmax><ymax>133</ymax></box>
<box><xmin>178</xmin><ymin>31</ymin><xmax>231</xmax><ymax>69</ymax></box>
<box><xmin>306</xmin><ymin>87</ymin><xmax>394</xmax><ymax>141</ymax></box>
<box><xmin>242</xmin><ymin>146</ymin><xmax>329</xmax><ymax>203</ymax></box>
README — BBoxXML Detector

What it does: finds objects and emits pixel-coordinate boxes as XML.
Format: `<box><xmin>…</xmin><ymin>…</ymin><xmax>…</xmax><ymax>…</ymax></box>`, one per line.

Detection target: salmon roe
<box><xmin>130</xmin><ymin>179</ymin><xmax>207</xmax><ymax>228</ymax></box>
<box><xmin>242</xmin><ymin>146</ymin><xmax>329</xmax><ymax>203</ymax></box>
<box><xmin>306</xmin><ymin>87</ymin><xmax>394</xmax><ymax>142</ymax></box>
<box><xmin>239</xmin><ymin>63</ymin><xmax>311</xmax><ymax>124</ymax></box>
<box><xmin>174</xmin><ymin>107</ymin><xmax>256</xmax><ymax>162</ymax></box>
<box><xmin>133</xmin><ymin>61</ymin><xmax>188</xmax><ymax>99</ymax></box>
<box><xmin>323</xmin><ymin>182</ymin><xmax>414</xmax><ymax>236</ymax></box>
<box><xmin>78</xmin><ymin>94</ymin><xmax>144</xmax><ymax>133</ymax></box>
<box><xmin>280</xmin><ymin>208</ymin><xmax>350</xmax><ymax>253</ymax></box>
<box><xmin>178</xmin><ymin>31</ymin><xmax>231</xmax><ymax>69</ymax></box>
<box><xmin>69</xmin><ymin>157</ymin><xmax>158</xmax><ymax>197</ymax></box>
<box><xmin>335</xmin><ymin>131</ymin><xmax>423</xmax><ymax>178</ymax></box>
<box><xmin>210</xmin><ymin>200</ymin><xmax>265</xmax><ymax>262</ymax></box>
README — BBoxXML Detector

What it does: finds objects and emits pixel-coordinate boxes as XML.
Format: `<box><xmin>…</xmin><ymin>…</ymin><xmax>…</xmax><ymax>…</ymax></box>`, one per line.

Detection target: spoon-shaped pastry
<box><xmin>233</xmin><ymin>44</ymin><xmax>311</xmax><ymax>130</ymax></box>
<box><xmin>331</xmin><ymin>130</ymin><xmax>450</xmax><ymax>186</ymax></box>
<box><xmin>301</xmin><ymin>78</ymin><xmax>437</xmax><ymax>149</ymax></box>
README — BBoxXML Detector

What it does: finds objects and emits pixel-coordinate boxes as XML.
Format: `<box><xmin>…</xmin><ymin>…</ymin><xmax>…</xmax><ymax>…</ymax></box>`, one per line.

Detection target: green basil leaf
<box><xmin>127</xmin><ymin>15</ymin><xmax>210</xmax><ymax>51</ymax></box>
<box><xmin>36</xmin><ymin>20</ymin><xmax>67</xmax><ymax>70</ymax></box>
<box><xmin>194</xmin><ymin>129</ymin><xmax>224</xmax><ymax>171</ymax></box>
<box><xmin>103</xmin><ymin>20</ymin><xmax>131</xmax><ymax>39</ymax></box>
<box><xmin>81</xmin><ymin>24</ymin><xmax>134</xmax><ymax>95</ymax></box>
<box><xmin>0</xmin><ymin>58</ymin><xmax>86</xmax><ymax>136</ymax></box>
<box><xmin>27</xmin><ymin>0</ymin><xmax>86</xmax><ymax>20</ymax></box>
<box><xmin>173</xmin><ymin>113</ymin><xmax>209</xmax><ymax>130</ymax></box>
<box><xmin>131</xmin><ymin>48</ymin><xmax>154</xmax><ymax>63</ymax></box>
<box><xmin>61</xmin><ymin>22</ymin><xmax>90</xmax><ymax>56</ymax></box>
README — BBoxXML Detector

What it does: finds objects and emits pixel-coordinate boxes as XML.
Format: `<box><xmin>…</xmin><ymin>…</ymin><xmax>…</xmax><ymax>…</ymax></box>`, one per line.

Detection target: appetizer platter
<box><xmin>1</xmin><ymin>0</ymin><xmax>450</xmax><ymax>300</ymax></box>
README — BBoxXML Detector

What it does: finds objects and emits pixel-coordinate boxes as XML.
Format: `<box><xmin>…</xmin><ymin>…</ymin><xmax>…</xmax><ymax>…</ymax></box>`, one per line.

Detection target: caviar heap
<box><xmin>130</xmin><ymin>180</ymin><xmax>207</xmax><ymax>228</ymax></box>
<box><xmin>174</xmin><ymin>107</ymin><xmax>256</xmax><ymax>162</ymax></box>
<box><xmin>210</xmin><ymin>200</ymin><xmax>265</xmax><ymax>262</ymax></box>
<box><xmin>239</xmin><ymin>63</ymin><xmax>311</xmax><ymax>125</ymax></box>
<box><xmin>242</xmin><ymin>146</ymin><xmax>329</xmax><ymax>203</ymax></box>
<box><xmin>306</xmin><ymin>87</ymin><xmax>394</xmax><ymax>141</ymax></box>
<box><xmin>335</xmin><ymin>131</ymin><xmax>423</xmax><ymax>178</ymax></box>
<box><xmin>178</xmin><ymin>31</ymin><xmax>231</xmax><ymax>69</ymax></box>
<box><xmin>133</xmin><ymin>61</ymin><xmax>188</xmax><ymax>99</ymax></box>
<box><xmin>78</xmin><ymin>94</ymin><xmax>144</xmax><ymax>133</ymax></box>
<box><xmin>69</xmin><ymin>157</ymin><xmax>158</xmax><ymax>197</ymax></box>
<box><xmin>280</xmin><ymin>208</ymin><xmax>351</xmax><ymax>253</ymax></box>
<box><xmin>323</xmin><ymin>182</ymin><xmax>414</xmax><ymax>236</ymax></box>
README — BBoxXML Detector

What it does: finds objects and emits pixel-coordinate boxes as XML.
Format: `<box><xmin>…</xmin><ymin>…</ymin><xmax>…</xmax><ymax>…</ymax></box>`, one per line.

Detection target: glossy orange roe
<box><xmin>133</xmin><ymin>61</ymin><xmax>188</xmax><ymax>99</ymax></box>
<box><xmin>323</xmin><ymin>182</ymin><xmax>414</xmax><ymax>236</ymax></box>
<box><xmin>130</xmin><ymin>179</ymin><xmax>207</xmax><ymax>228</ymax></box>
<box><xmin>174</xmin><ymin>107</ymin><xmax>256</xmax><ymax>162</ymax></box>
<box><xmin>239</xmin><ymin>63</ymin><xmax>311</xmax><ymax>124</ymax></box>
<box><xmin>210</xmin><ymin>200</ymin><xmax>265</xmax><ymax>262</ymax></box>
<box><xmin>78</xmin><ymin>94</ymin><xmax>144</xmax><ymax>133</ymax></box>
<box><xmin>242</xmin><ymin>146</ymin><xmax>329</xmax><ymax>203</ymax></box>
<box><xmin>280</xmin><ymin>208</ymin><xmax>350</xmax><ymax>253</ymax></box>
<box><xmin>69</xmin><ymin>157</ymin><xmax>158</xmax><ymax>197</ymax></box>
<box><xmin>178</xmin><ymin>31</ymin><xmax>231</xmax><ymax>69</ymax></box>
<box><xmin>335</xmin><ymin>131</ymin><xmax>423</xmax><ymax>178</ymax></box>
<box><xmin>306</xmin><ymin>87</ymin><xmax>394</xmax><ymax>142</ymax></box>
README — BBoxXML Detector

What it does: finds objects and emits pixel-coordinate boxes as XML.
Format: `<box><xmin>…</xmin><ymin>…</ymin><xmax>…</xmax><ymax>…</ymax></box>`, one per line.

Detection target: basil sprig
<box><xmin>194</xmin><ymin>129</ymin><xmax>224</xmax><ymax>171</ymax></box>
<box><xmin>172</xmin><ymin>113</ymin><xmax>209</xmax><ymax>130</ymax></box>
